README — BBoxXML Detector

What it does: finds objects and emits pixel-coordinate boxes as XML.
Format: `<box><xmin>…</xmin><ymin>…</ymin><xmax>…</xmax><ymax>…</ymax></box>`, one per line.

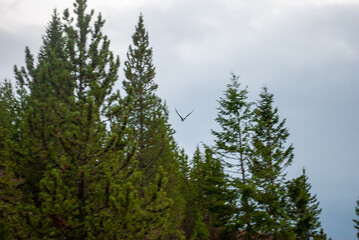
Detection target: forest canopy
<box><xmin>0</xmin><ymin>1</ymin><xmax>329</xmax><ymax>239</ymax></box>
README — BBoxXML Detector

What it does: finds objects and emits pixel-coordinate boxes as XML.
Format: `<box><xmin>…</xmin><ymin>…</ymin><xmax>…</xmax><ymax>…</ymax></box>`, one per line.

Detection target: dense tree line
<box><xmin>0</xmin><ymin>0</ymin><xmax>328</xmax><ymax>239</ymax></box>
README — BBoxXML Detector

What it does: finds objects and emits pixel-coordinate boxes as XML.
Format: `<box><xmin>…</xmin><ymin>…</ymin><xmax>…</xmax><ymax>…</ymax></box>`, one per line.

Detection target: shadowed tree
<box><xmin>0</xmin><ymin>80</ymin><xmax>26</xmax><ymax>238</ymax></box>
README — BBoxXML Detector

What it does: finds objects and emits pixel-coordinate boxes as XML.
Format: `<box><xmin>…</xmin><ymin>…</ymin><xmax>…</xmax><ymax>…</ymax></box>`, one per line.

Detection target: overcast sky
<box><xmin>1</xmin><ymin>0</ymin><xmax>358</xmax><ymax>238</ymax></box>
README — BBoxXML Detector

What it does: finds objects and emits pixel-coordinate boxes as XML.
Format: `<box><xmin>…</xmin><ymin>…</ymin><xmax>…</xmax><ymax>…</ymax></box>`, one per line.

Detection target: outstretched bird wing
<box><xmin>183</xmin><ymin>110</ymin><xmax>194</xmax><ymax>120</ymax></box>
<box><xmin>175</xmin><ymin>108</ymin><xmax>184</xmax><ymax>121</ymax></box>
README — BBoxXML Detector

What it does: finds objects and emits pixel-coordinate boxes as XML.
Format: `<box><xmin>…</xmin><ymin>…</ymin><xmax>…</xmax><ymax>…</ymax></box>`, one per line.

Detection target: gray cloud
<box><xmin>0</xmin><ymin>26</ymin><xmax>44</xmax><ymax>82</ymax></box>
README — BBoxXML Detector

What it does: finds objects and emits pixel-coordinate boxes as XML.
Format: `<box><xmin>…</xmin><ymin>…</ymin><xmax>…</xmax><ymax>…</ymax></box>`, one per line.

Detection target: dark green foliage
<box><xmin>250</xmin><ymin>87</ymin><xmax>294</xmax><ymax>180</ymax></box>
<box><xmin>208</xmin><ymin>75</ymin><xmax>327</xmax><ymax>239</ymax></box>
<box><xmin>123</xmin><ymin>14</ymin><xmax>160</xmax><ymax>174</ymax></box>
<box><xmin>286</xmin><ymin>169</ymin><xmax>322</xmax><ymax>239</ymax></box>
<box><xmin>1</xmin><ymin>1</ymin><xmax>174</xmax><ymax>239</ymax></box>
<box><xmin>122</xmin><ymin>14</ymin><xmax>186</xmax><ymax>238</ymax></box>
<box><xmin>188</xmin><ymin>146</ymin><xmax>236</xmax><ymax>239</ymax></box>
<box><xmin>212</xmin><ymin>73</ymin><xmax>252</xmax><ymax>175</ymax></box>
<box><xmin>39</xmin><ymin>9</ymin><xmax>66</xmax><ymax>61</ymax></box>
<box><xmin>0</xmin><ymin>80</ymin><xmax>25</xmax><ymax>239</ymax></box>
<box><xmin>211</xmin><ymin>73</ymin><xmax>258</xmax><ymax>238</ymax></box>
<box><xmin>179</xmin><ymin>150</ymin><xmax>201</xmax><ymax>239</ymax></box>
<box><xmin>191</xmin><ymin>213</ymin><xmax>210</xmax><ymax>240</ymax></box>
<box><xmin>0</xmin><ymin>1</ymin><xmax>327</xmax><ymax>238</ymax></box>
<box><xmin>249</xmin><ymin>87</ymin><xmax>295</xmax><ymax>239</ymax></box>
<box><xmin>122</xmin><ymin>12</ymin><xmax>179</xmax><ymax>188</ymax></box>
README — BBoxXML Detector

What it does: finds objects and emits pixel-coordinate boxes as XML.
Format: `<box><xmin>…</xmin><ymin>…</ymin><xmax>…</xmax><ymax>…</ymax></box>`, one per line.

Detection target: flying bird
<box><xmin>175</xmin><ymin>108</ymin><xmax>194</xmax><ymax>122</ymax></box>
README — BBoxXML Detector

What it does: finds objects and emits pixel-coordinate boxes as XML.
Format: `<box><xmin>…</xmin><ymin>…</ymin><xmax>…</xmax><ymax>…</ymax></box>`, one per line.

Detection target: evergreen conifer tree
<box><xmin>189</xmin><ymin>146</ymin><xmax>236</xmax><ymax>239</ymax></box>
<box><xmin>0</xmin><ymin>80</ymin><xmax>25</xmax><ymax>238</ymax></box>
<box><xmin>122</xmin><ymin>14</ymin><xmax>186</xmax><ymax>238</ymax></box>
<box><xmin>249</xmin><ymin>87</ymin><xmax>295</xmax><ymax>239</ymax></box>
<box><xmin>186</xmin><ymin>146</ymin><xmax>210</xmax><ymax>239</ymax></box>
<box><xmin>177</xmin><ymin>149</ymin><xmax>199</xmax><ymax>239</ymax></box>
<box><xmin>122</xmin><ymin>14</ymin><xmax>180</xmax><ymax>181</ymax></box>
<box><xmin>3</xmin><ymin>1</ymin><xmax>174</xmax><ymax>238</ymax></box>
<box><xmin>12</xmin><ymin>9</ymin><xmax>71</xmax><ymax>203</ymax></box>
<box><xmin>123</xmin><ymin>14</ymin><xmax>160</xmax><ymax>173</ymax></box>
<box><xmin>286</xmin><ymin>169</ymin><xmax>322</xmax><ymax>239</ymax></box>
<box><xmin>211</xmin><ymin>73</ymin><xmax>257</xmax><ymax>238</ymax></box>
<box><xmin>212</xmin><ymin>73</ymin><xmax>252</xmax><ymax>179</ymax></box>
<box><xmin>38</xmin><ymin>9</ymin><xmax>66</xmax><ymax>61</ymax></box>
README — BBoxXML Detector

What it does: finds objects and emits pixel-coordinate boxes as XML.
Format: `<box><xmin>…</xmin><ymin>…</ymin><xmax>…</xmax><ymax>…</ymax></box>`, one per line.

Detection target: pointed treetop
<box><xmin>38</xmin><ymin>9</ymin><xmax>65</xmax><ymax>60</ymax></box>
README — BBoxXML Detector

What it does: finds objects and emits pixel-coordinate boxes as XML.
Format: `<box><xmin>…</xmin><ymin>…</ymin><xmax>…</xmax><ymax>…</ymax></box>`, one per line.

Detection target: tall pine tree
<box><xmin>3</xmin><ymin>1</ymin><xmax>173</xmax><ymax>238</ymax></box>
<box><xmin>249</xmin><ymin>87</ymin><xmax>295</xmax><ymax>239</ymax></box>
<box><xmin>123</xmin><ymin>14</ymin><xmax>161</xmax><ymax>176</ymax></box>
<box><xmin>122</xmin><ymin>14</ymin><xmax>186</xmax><ymax>238</ymax></box>
<box><xmin>211</xmin><ymin>73</ymin><xmax>257</xmax><ymax>238</ymax></box>
<box><xmin>286</xmin><ymin>169</ymin><xmax>322</xmax><ymax>239</ymax></box>
<box><xmin>189</xmin><ymin>146</ymin><xmax>236</xmax><ymax>239</ymax></box>
<box><xmin>212</xmin><ymin>73</ymin><xmax>252</xmax><ymax>179</ymax></box>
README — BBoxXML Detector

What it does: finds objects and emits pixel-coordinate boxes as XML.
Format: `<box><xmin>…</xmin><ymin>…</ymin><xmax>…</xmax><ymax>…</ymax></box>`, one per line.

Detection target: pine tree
<box><xmin>11</xmin><ymin>1</ymin><xmax>127</xmax><ymax>237</ymax></box>
<box><xmin>123</xmin><ymin>13</ymin><xmax>160</xmax><ymax>174</ymax></box>
<box><xmin>211</xmin><ymin>73</ymin><xmax>257</xmax><ymax>238</ymax></box>
<box><xmin>189</xmin><ymin>146</ymin><xmax>236</xmax><ymax>239</ymax></box>
<box><xmin>12</xmin><ymin>9</ymin><xmax>72</xmax><ymax>203</ymax></box>
<box><xmin>249</xmin><ymin>87</ymin><xmax>295</xmax><ymax>239</ymax></box>
<box><xmin>3</xmin><ymin>1</ymin><xmax>176</xmax><ymax>238</ymax></box>
<box><xmin>354</xmin><ymin>197</ymin><xmax>359</xmax><ymax>239</ymax></box>
<box><xmin>0</xmin><ymin>80</ymin><xmax>25</xmax><ymax>238</ymax></box>
<box><xmin>286</xmin><ymin>169</ymin><xmax>322</xmax><ymax>239</ymax></box>
<box><xmin>123</xmin><ymin>14</ymin><xmax>186</xmax><ymax>238</ymax></box>
<box><xmin>38</xmin><ymin>9</ymin><xmax>66</xmax><ymax>61</ymax></box>
<box><xmin>212</xmin><ymin>73</ymin><xmax>252</xmax><ymax>180</ymax></box>
<box><xmin>184</xmin><ymin>146</ymin><xmax>210</xmax><ymax>239</ymax></box>
<box><xmin>122</xmin><ymin>13</ymin><xmax>181</xmax><ymax>182</ymax></box>
<box><xmin>180</xmin><ymin>150</ymin><xmax>208</xmax><ymax>240</ymax></box>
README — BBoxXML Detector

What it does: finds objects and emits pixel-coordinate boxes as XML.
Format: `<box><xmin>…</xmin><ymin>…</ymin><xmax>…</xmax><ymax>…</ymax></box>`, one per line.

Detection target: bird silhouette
<box><xmin>175</xmin><ymin>108</ymin><xmax>194</xmax><ymax>121</ymax></box>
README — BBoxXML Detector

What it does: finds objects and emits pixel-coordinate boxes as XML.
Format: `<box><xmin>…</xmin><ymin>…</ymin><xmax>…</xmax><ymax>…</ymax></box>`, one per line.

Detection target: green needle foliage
<box><xmin>189</xmin><ymin>146</ymin><xmax>236</xmax><ymax>239</ymax></box>
<box><xmin>0</xmin><ymin>80</ymin><xmax>26</xmax><ymax>239</ymax></box>
<box><xmin>212</xmin><ymin>73</ymin><xmax>252</xmax><ymax>181</ymax></box>
<box><xmin>286</xmin><ymin>169</ymin><xmax>322</xmax><ymax>239</ymax></box>
<box><xmin>211</xmin><ymin>73</ymin><xmax>257</xmax><ymax>238</ymax></box>
<box><xmin>0</xmin><ymin>1</ymin><xmax>328</xmax><ymax>239</ymax></box>
<box><xmin>209</xmin><ymin>77</ymin><xmax>329</xmax><ymax>239</ymax></box>
<box><xmin>0</xmin><ymin>1</ymin><xmax>174</xmax><ymax>239</ymax></box>
<box><xmin>123</xmin><ymin>14</ymin><xmax>162</xmax><ymax>176</ymax></box>
<box><xmin>122</xmin><ymin>14</ymin><xmax>186</xmax><ymax>238</ymax></box>
<box><xmin>249</xmin><ymin>87</ymin><xmax>295</xmax><ymax>239</ymax></box>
